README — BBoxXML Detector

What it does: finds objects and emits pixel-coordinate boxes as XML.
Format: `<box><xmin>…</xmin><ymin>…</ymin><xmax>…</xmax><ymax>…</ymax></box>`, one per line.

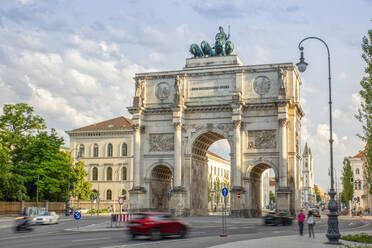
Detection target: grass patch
<box><xmin>342</xmin><ymin>233</ymin><xmax>372</xmax><ymax>244</ymax></box>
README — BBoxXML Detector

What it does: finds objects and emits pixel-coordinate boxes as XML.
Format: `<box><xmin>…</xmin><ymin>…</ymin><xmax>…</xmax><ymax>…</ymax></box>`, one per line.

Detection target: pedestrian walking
<box><xmin>307</xmin><ymin>210</ymin><xmax>315</xmax><ymax>238</ymax></box>
<box><xmin>297</xmin><ymin>210</ymin><xmax>305</xmax><ymax>236</ymax></box>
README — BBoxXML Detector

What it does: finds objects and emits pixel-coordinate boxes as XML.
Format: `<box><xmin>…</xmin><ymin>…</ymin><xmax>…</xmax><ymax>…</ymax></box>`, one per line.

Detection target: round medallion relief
<box><xmin>155</xmin><ymin>82</ymin><xmax>170</xmax><ymax>100</ymax></box>
<box><xmin>253</xmin><ymin>76</ymin><xmax>271</xmax><ymax>96</ymax></box>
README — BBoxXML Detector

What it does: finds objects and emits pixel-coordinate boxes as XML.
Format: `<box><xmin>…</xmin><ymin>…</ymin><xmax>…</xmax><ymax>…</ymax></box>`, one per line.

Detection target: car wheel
<box><xmin>179</xmin><ymin>226</ymin><xmax>187</xmax><ymax>238</ymax></box>
<box><xmin>150</xmin><ymin>228</ymin><xmax>161</xmax><ymax>241</ymax></box>
<box><xmin>131</xmin><ymin>233</ymin><xmax>137</xmax><ymax>240</ymax></box>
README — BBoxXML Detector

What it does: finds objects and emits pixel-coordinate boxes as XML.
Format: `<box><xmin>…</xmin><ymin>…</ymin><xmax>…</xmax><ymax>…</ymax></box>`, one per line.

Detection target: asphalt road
<box><xmin>0</xmin><ymin>215</ymin><xmax>370</xmax><ymax>248</ymax></box>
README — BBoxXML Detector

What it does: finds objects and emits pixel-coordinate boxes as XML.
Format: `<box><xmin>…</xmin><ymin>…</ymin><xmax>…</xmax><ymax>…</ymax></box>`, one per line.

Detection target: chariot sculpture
<box><xmin>189</xmin><ymin>26</ymin><xmax>234</xmax><ymax>58</ymax></box>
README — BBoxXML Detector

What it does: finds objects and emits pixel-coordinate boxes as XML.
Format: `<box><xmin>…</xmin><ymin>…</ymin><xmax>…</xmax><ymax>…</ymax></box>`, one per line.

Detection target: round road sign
<box><xmin>118</xmin><ymin>197</ymin><xmax>125</xmax><ymax>205</ymax></box>
<box><xmin>222</xmin><ymin>187</ymin><xmax>228</xmax><ymax>197</ymax></box>
<box><xmin>237</xmin><ymin>193</ymin><xmax>241</xmax><ymax>199</ymax></box>
<box><xmin>73</xmin><ymin>211</ymin><xmax>81</xmax><ymax>221</ymax></box>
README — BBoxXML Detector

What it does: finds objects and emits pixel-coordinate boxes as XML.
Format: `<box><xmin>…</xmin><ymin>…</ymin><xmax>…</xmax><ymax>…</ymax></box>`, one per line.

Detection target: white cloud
<box><xmin>27</xmin><ymin>82</ymin><xmax>97</xmax><ymax>127</ymax></box>
<box><xmin>255</xmin><ymin>45</ymin><xmax>269</xmax><ymax>64</ymax></box>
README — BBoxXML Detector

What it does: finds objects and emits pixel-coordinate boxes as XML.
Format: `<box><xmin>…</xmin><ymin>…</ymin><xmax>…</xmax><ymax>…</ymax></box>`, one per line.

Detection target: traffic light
<box><xmin>350</xmin><ymin>178</ymin><xmax>354</xmax><ymax>185</ymax></box>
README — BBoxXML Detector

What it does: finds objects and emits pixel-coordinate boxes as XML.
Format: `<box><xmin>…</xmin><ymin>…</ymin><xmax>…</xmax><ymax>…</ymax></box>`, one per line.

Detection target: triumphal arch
<box><xmin>128</xmin><ymin>28</ymin><xmax>303</xmax><ymax>216</ymax></box>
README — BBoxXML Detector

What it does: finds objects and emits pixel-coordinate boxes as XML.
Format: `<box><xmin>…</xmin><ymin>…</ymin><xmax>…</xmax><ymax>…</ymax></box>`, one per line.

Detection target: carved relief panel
<box><xmin>247</xmin><ymin>130</ymin><xmax>277</xmax><ymax>149</ymax></box>
<box><xmin>149</xmin><ymin>133</ymin><xmax>174</xmax><ymax>152</ymax></box>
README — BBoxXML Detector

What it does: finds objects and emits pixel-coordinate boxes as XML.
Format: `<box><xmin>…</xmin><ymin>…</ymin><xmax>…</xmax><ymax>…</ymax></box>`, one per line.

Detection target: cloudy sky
<box><xmin>0</xmin><ymin>0</ymin><xmax>370</xmax><ymax>191</ymax></box>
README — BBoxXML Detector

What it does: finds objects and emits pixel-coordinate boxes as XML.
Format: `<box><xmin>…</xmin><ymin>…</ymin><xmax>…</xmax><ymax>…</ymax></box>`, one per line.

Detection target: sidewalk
<box><xmin>209</xmin><ymin>231</ymin><xmax>372</xmax><ymax>248</ymax></box>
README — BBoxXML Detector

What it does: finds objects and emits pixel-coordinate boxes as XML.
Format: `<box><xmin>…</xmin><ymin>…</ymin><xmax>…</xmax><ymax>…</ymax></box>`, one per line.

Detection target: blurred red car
<box><xmin>127</xmin><ymin>212</ymin><xmax>188</xmax><ymax>240</ymax></box>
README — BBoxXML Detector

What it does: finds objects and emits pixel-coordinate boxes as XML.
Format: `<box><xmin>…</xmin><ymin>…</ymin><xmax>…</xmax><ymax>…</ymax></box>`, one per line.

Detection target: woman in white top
<box><xmin>307</xmin><ymin>210</ymin><xmax>315</xmax><ymax>238</ymax></box>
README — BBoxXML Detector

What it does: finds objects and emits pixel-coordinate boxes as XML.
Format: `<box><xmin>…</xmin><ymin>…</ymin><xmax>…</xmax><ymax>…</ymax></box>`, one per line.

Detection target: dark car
<box><xmin>127</xmin><ymin>212</ymin><xmax>188</xmax><ymax>240</ymax></box>
<box><xmin>311</xmin><ymin>208</ymin><xmax>321</xmax><ymax>218</ymax></box>
<box><xmin>263</xmin><ymin>211</ymin><xmax>293</xmax><ymax>226</ymax></box>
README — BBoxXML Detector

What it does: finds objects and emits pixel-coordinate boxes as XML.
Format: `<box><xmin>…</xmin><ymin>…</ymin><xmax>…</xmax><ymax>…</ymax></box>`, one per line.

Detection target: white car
<box><xmin>78</xmin><ymin>208</ymin><xmax>89</xmax><ymax>214</ymax></box>
<box><xmin>32</xmin><ymin>211</ymin><xmax>60</xmax><ymax>225</ymax></box>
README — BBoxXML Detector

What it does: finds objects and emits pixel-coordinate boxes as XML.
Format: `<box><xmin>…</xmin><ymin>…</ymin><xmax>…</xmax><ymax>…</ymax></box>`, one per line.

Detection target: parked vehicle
<box><xmin>127</xmin><ymin>212</ymin><xmax>189</xmax><ymax>240</ymax></box>
<box><xmin>32</xmin><ymin>211</ymin><xmax>60</xmax><ymax>225</ymax></box>
<box><xmin>14</xmin><ymin>216</ymin><xmax>33</xmax><ymax>232</ymax></box>
<box><xmin>78</xmin><ymin>208</ymin><xmax>89</xmax><ymax>214</ymax></box>
<box><xmin>263</xmin><ymin>211</ymin><xmax>293</xmax><ymax>226</ymax></box>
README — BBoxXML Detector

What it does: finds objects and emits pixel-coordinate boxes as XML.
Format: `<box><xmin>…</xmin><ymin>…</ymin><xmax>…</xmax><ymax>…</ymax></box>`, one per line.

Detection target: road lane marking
<box><xmin>101</xmin><ymin>238</ymin><xmax>191</xmax><ymax>248</ymax></box>
<box><xmin>72</xmin><ymin>237</ymin><xmax>111</xmax><ymax>242</ymax></box>
<box><xmin>350</xmin><ymin>222</ymin><xmax>370</xmax><ymax>229</ymax></box>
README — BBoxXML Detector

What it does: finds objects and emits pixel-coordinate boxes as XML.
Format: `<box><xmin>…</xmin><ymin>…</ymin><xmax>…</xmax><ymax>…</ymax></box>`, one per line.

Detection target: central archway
<box><xmin>190</xmin><ymin>131</ymin><xmax>231</xmax><ymax>216</ymax></box>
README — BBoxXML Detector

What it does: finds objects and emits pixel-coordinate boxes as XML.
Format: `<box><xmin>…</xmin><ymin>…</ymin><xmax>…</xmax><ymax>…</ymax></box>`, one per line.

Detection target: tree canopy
<box><xmin>356</xmin><ymin>25</ymin><xmax>372</xmax><ymax>194</ymax></box>
<box><xmin>341</xmin><ymin>158</ymin><xmax>354</xmax><ymax>206</ymax></box>
<box><xmin>0</xmin><ymin>103</ymin><xmax>92</xmax><ymax>202</ymax></box>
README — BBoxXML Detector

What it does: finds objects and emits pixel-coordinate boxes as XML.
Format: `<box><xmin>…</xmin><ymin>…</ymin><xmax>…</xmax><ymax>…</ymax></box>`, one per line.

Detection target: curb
<box><xmin>64</xmin><ymin>227</ymin><xmax>127</xmax><ymax>232</ymax></box>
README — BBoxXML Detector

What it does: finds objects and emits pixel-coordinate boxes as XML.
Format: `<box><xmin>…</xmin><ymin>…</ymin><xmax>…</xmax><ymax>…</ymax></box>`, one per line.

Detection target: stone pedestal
<box><xmin>129</xmin><ymin>187</ymin><xmax>147</xmax><ymax>212</ymax></box>
<box><xmin>230</xmin><ymin>186</ymin><xmax>245</xmax><ymax>217</ymax></box>
<box><xmin>170</xmin><ymin>187</ymin><xmax>188</xmax><ymax>216</ymax></box>
<box><xmin>276</xmin><ymin>188</ymin><xmax>291</xmax><ymax>213</ymax></box>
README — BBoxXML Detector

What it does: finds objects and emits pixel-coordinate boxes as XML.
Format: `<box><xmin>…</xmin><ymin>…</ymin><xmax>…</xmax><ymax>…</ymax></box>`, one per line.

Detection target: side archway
<box><xmin>244</xmin><ymin>159</ymin><xmax>279</xmax><ymax>217</ymax></box>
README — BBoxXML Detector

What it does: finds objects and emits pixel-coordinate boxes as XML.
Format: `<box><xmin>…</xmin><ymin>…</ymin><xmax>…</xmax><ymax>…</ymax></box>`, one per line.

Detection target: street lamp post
<box><xmin>296</xmin><ymin>37</ymin><xmax>341</xmax><ymax>244</ymax></box>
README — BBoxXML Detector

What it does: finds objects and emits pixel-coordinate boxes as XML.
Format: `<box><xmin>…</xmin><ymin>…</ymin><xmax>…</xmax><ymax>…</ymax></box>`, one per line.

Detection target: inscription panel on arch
<box><xmin>149</xmin><ymin>133</ymin><xmax>174</xmax><ymax>152</ymax></box>
<box><xmin>247</xmin><ymin>130</ymin><xmax>277</xmax><ymax>149</ymax></box>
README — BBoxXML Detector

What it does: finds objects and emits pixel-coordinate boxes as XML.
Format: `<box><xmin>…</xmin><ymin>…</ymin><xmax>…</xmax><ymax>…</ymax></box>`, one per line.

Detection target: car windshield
<box><xmin>155</xmin><ymin>214</ymin><xmax>175</xmax><ymax>221</ymax></box>
<box><xmin>42</xmin><ymin>212</ymin><xmax>51</xmax><ymax>216</ymax></box>
<box><xmin>132</xmin><ymin>214</ymin><xmax>148</xmax><ymax>220</ymax></box>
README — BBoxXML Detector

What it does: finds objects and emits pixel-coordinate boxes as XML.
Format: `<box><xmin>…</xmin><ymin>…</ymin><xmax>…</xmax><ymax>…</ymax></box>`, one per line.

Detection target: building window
<box><xmin>107</xmin><ymin>143</ymin><xmax>113</xmax><ymax>157</ymax></box>
<box><xmin>93</xmin><ymin>144</ymin><xmax>99</xmax><ymax>157</ymax></box>
<box><xmin>107</xmin><ymin>167</ymin><xmax>112</xmax><ymax>181</ymax></box>
<box><xmin>122</xmin><ymin>167</ymin><xmax>127</xmax><ymax>181</ymax></box>
<box><xmin>358</xmin><ymin>181</ymin><xmax>362</xmax><ymax>190</ymax></box>
<box><xmin>356</xmin><ymin>168</ymin><xmax>360</xmax><ymax>175</ymax></box>
<box><xmin>214</xmin><ymin>167</ymin><xmax>216</xmax><ymax>175</ymax></box>
<box><xmin>355</xmin><ymin>183</ymin><xmax>358</xmax><ymax>190</ymax></box>
<box><xmin>305</xmin><ymin>162</ymin><xmax>308</xmax><ymax>168</ymax></box>
<box><xmin>92</xmin><ymin>167</ymin><xmax>98</xmax><ymax>181</ymax></box>
<box><xmin>122</xmin><ymin>189</ymin><xmax>127</xmax><ymax>200</ymax></box>
<box><xmin>106</xmin><ymin>189</ymin><xmax>112</xmax><ymax>200</ymax></box>
<box><xmin>122</xmin><ymin>143</ymin><xmax>127</xmax><ymax>156</ymax></box>
<box><xmin>78</xmin><ymin>144</ymin><xmax>85</xmax><ymax>158</ymax></box>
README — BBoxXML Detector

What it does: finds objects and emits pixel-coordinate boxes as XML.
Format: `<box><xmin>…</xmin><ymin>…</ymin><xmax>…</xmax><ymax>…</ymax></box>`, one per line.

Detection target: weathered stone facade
<box><xmin>127</xmin><ymin>55</ymin><xmax>304</xmax><ymax>216</ymax></box>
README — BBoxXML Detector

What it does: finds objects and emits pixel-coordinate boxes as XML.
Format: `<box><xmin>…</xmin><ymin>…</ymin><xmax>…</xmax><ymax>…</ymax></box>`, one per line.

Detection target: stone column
<box><xmin>231</xmin><ymin>120</ymin><xmax>245</xmax><ymax>217</ymax></box>
<box><xmin>277</xmin><ymin>118</ymin><xmax>291</xmax><ymax>212</ymax></box>
<box><xmin>173</xmin><ymin>122</ymin><xmax>182</xmax><ymax>187</ymax></box>
<box><xmin>133</xmin><ymin>124</ymin><xmax>141</xmax><ymax>187</ymax></box>
<box><xmin>233</xmin><ymin>120</ymin><xmax>242</xmax><ymax>188</ymax></box>
<box><xmin>279</xmin><ymin>118</ymin><xmax>288</xmax><ymax>188</ymax></box>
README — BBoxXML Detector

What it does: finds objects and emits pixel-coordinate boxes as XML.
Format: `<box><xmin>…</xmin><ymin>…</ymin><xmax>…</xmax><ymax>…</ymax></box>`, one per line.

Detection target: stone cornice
<box><xmin>185</xmin><ymin>104</ymin><xmax>232</xmax><ymax>113</ymax></box>
<box><xmin>67</xmin><ymin>130</ymin><xmax>133</xmax><ymax>137</ymax></box>
<box><xmin>134</xmin><ymin>63</ymin><xmax>295</xmax><ymax>79</ymax></box>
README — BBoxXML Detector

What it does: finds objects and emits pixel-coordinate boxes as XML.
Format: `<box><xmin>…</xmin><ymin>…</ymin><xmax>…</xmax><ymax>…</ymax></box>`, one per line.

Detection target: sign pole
<box><xmin>220</xmin><ymin>187</ymin><xmax>228</xmax><ymax>237</ymax></box>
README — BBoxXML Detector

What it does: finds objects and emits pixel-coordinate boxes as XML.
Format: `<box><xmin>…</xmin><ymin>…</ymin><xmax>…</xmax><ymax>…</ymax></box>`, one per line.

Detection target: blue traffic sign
<box><xmin>222</xmin><ymin>187</ymin><xmax>228</xmax><ymax>197</ymax></box>
<box><xmin>73</xmin><ymin>211</ymin><xmax>81</xmax><ymax>221</ymax></box>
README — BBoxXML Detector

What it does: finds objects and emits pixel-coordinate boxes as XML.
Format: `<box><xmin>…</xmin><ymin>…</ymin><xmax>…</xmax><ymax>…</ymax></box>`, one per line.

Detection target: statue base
<box><xmin>185</xmin><ymin>55</ymin><xmax>242</xmax><ymax>69</ymax></box>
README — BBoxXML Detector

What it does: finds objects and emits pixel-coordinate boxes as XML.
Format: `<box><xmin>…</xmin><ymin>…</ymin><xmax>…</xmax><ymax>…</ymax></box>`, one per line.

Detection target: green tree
<box><xmin>341</xmin><ymin>158</ymin><xmax>354</xmax><ymax>206</ymax></box>
<box><xmin>269</xmin><ymin>190</ymin><xmax>275</xmax><ymax>204</ymax></box>
<box><xmin>356</xmin><ymin>26</ymin><xmax>372</xmax><ymax>194</ymax></box>
<box><xmin>70</xmin><ymin>160</ymin><xmax>92</xmax><ymax>200</ymax></box>
<box><xmin>0</xmin><ymin>103</ymin><xmax>91</xmax><ymax>202</ymax></box>
<box><xmin>314</xmin><ymin>185</ymin><xmax>321</xmax><ymax>203</ymax></box>
<box><xmin>214</xmin><ymin>178</ymin><xmax>222</xmax><ymax>205</ymax></box>
<box><xmin>15</xmin><ymin>129</ymin><xmax>70</xmax><ymax>202</ymax></box>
